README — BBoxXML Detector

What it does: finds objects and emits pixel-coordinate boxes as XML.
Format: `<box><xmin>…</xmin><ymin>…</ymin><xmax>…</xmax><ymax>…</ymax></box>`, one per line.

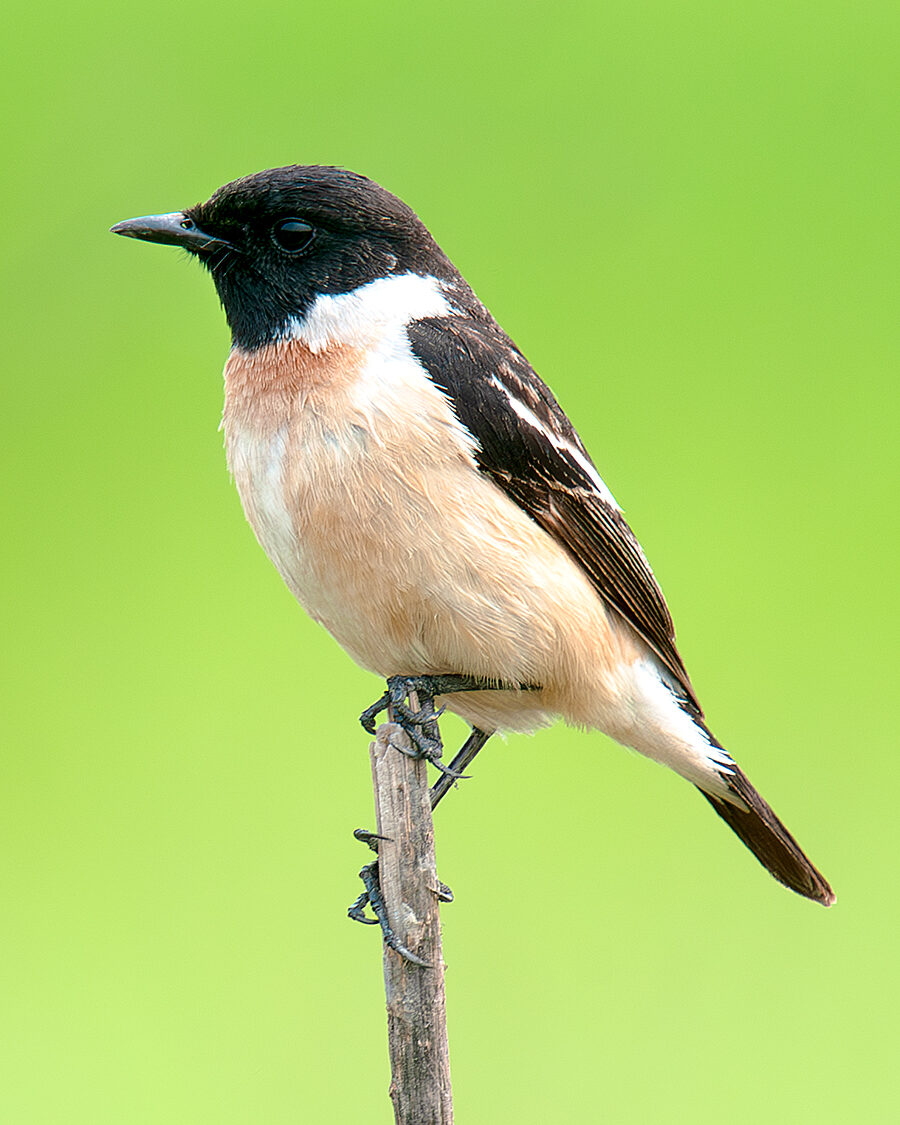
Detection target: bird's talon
<box><xmin>353</xmin><ymin>827</ymin><xmax>390</xmax><ymax>852</ymax></box>
<box><xmin>359</xmin><ymin>691</ymin><xmax>390</xmax><ymax>734</ymax></box>
<box><xmin>348</xmin><ymin>860</ymin><xmax>430</xmax><ymax>966</ymax></box>
<box><xmin>428</xmin><ymin>756</ymin><xmax>470</xmax><ymax>781</ymax></box>
<box><xmin>434</xmin><ymin>880</ymin><xmax>454</xmax><ymax>903</ymax></box>
<box><xmin>347</xmin><ymin>889</ymin><xmax>381</xmax><ymax>925</ymax></box>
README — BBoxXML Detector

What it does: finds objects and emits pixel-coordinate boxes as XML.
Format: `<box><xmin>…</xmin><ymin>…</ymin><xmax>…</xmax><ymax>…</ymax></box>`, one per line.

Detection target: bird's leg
<box><xmin>382</xmin><ymin>683</ymin><xmax>464</xmax><ymax>780</ymax></box>
<box><xmin>430</xmin><ymin>726</ymin><xmax>492</xmax><ymax>810</ymax></box>
<box><xmin>347</xmin><ymin>724</ymin><xmax>491</xmax><ymax>962</ymax></box>
<box><xmin>360</xmin><ymin>676</ymin><xmax>481</xmax><ymax>779</ymax></box>
<box><xmin>347</xmin><ymin>830</ymin><xmax>429</xmax><ymax>966</ymax></box>
<box><xmin>360</xmin><ymin>674</ymin><xmax>534</xmax><ymax>779</ymax></box>
<box><xmin>359</xmin><ymin>674</ymin><xmax>497</xmax><ymax>737</ymax></box>
<box><xmin>347</xmin><ymin>828</ymin><xmax>384</xmax><ymax>929</ymax></box>
<box><xmin>352</xmin><ymin>678</ymin><xmax>534</xmax><ymax>959</ymax></box>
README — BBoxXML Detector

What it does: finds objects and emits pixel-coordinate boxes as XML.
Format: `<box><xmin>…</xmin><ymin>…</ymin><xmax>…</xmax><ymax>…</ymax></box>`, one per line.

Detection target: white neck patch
<box><xmin>282</xmin><ymin>272</ymin><xmax>453</xmax><ymax>354</ymax></box>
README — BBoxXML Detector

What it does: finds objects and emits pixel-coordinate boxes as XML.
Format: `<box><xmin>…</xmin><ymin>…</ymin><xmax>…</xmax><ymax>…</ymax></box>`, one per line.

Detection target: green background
<box><xmin>3</xmin><ymin>1</ymin><xmax>897</xmax><ymax>1121</ymax></box>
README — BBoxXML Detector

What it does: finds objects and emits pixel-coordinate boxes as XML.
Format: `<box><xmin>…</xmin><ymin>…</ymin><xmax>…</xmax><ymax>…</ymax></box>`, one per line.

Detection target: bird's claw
<box><xmin>351</xmin><ymin>679</ymin><xmax>506</xmax><ymax>963</ymax></box>
<box><xmin>388</xmin><ymin>728</ymin><xmax>471</xmax><ymax>779</ymax></box>
<box><xmin>360</xmin><ymin>675</ymin><xmax>481</xmax><ymax>780</ymax></box>
<box><xmin>435</xmin><ymin>879</ymin><xmax>454</xmax><ymax>903</ymax></box>
<box><xmin>352</xmin><ymin>827</ymin><xmax>390</xmax><ymax>852</ymax></box>
<box><xmin>347</xmin><ymin>838</ymin><xmax>431</xmax><ymax>967</ymax></box>
<box><xmin>359</xmin><ymin>673</ymin><xmax>499</xmax><ymax>739</ymax></box>
<box><xmin>359</xmin><ymin>692</ymin><xmax>390</xmax><ymax>734</ymax></box>
<box><xmin>347</xmin><ymin>882</ymin><xmax>381</xmax><ymax>926</ymax></box>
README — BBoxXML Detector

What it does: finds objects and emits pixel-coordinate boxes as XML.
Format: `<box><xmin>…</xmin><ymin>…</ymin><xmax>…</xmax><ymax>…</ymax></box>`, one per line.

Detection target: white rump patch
<box><xmin>283</xmin><ymin>272</ymin><xmax>453</xmax><ymax>353</ymax></box>
<box><xmin>489</xmin><ymin>376</ymin><xmax>621</xmax><ymax>510</ymax></box>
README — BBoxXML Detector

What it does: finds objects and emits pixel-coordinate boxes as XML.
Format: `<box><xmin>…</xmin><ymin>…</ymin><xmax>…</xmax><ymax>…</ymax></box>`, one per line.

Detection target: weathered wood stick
<box><xmin>369</xmin><ymin>715</ymin><xmax>454</xmax><ymax>1124</ymax></box>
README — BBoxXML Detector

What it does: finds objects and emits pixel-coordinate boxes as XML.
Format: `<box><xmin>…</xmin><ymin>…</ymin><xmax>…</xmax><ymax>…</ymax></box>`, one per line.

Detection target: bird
<box><xmin>111</xmin><ymin>164</ymin><xmax>834</xmax><ymax>907</ymax></box>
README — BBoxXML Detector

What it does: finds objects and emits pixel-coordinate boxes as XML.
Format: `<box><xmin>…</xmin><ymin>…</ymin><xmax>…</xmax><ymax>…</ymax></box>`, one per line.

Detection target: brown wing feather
<box><xmin>502</xmin><ymin>476</ymin><xmax>700</xmax><ymax>714</ymax></box>
<box><xmin>408</xmin><ymin>314</ymin><xmax>700</xmax><ymax>712</ymax></box>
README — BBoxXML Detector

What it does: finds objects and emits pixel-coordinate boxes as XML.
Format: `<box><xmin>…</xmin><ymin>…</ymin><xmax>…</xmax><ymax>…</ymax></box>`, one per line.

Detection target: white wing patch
<box><xmin>489</xmin><ymin>375</ymin><xmax>621</xmax><ymax>510</ymax></box>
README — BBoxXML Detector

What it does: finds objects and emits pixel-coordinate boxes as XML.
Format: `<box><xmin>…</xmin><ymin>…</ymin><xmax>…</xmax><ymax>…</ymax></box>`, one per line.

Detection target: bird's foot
<box><xmin>359</xmin><ymin>674</ymin><xmax>493</xmax><ymax>732</ymax></box>
<box><xmin>359</xmin><ymin>674</ymin><xmax>493</xmax><ymax>778</ymax></box>
<box><xmin>351</xmin><ymin>682</ymin><xmax>521</xmax><ymax>961</ymax></box>
<box><xmin>346</xmin><ymin>828</ymin><xmax>432</xmax><ymax>966</ymax></box>
<box><xmin>346</xmin><ymin>831</ymin><xmax>384</xmax><ymax>927</ymax></box>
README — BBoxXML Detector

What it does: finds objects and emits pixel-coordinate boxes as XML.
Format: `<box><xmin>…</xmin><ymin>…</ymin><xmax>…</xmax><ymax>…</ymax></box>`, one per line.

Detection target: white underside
<box><xmin>223</xmin><ymin>274</ymin><xmax>736</xmax><ymax>799</ymax></box>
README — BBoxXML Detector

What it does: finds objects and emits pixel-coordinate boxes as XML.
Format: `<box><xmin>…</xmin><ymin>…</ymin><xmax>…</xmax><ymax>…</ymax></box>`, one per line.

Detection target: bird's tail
<box><xmin>698</xmin><ymin>760</ymin><xmax>835</xmax><ymax>906</ymax></box>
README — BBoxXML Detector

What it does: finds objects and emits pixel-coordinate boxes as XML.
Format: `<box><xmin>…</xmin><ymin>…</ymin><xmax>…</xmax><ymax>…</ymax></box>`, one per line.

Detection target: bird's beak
<box><xmin>110</xmin><ymin>212</ymin><xmax>229</xmax><ymax>252</ymax></box>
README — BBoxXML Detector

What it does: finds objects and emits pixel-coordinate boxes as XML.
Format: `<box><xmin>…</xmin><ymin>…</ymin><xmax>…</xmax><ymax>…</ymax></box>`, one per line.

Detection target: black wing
<box><xmin>408</xmin><ymin>313</ymin><xmax>701</xmax><ymax>715</ymax></box>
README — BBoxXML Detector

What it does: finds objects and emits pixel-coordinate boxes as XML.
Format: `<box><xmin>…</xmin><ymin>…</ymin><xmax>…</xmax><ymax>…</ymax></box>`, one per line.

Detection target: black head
<box><xmin>111</xmin><ymin>165</ymin><xmax>461</xmax><ymax>349</ymax></box>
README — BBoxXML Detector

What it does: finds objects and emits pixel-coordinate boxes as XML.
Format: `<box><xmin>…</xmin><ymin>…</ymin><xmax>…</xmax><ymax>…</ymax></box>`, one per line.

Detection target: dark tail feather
<box><xmin>698</xmin><ymin>768</ymin><xmax>835</xmax><ymax>907</ymax></box>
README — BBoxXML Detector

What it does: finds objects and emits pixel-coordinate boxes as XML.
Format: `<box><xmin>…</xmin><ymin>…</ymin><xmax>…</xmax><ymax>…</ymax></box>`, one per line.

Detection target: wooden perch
<box><xmin>369</xmin><ymin>712</ymin><xmax>454</xmax><ymax>1124</ymax></box>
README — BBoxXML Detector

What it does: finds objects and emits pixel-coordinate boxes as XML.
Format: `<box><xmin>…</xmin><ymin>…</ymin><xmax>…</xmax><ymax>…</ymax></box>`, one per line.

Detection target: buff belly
<box><xmin>221</xmin><ymin>336</ymin><xmax>731</xmax><ymax>796</ymax></box>
<box><xmin>225</xmin><ymin>402</ymin><xmax>644</xmax><ymax>734</ymax></box>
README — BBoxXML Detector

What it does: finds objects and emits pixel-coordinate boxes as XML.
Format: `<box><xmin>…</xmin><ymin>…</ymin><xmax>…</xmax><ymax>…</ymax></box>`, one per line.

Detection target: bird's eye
<box><xmin>272</xmin><ymin>218</ymin><xmax>315</xmax><ymax>254</ymax></box>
